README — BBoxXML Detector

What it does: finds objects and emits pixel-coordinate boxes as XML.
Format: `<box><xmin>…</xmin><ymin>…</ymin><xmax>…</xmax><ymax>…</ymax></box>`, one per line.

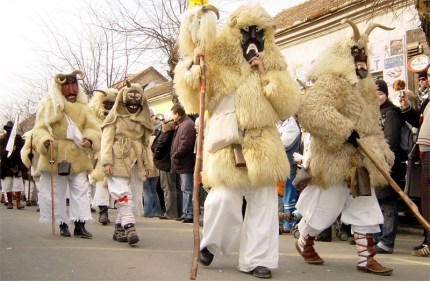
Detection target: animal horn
<box><xmin>228</xmin><ymin>16</ymin><xmax>237</xmax><ymax>28</ymax></box>
<box><xmin>142</xmin><ymin>83</ymin><xmax>149</xmax><ymax>91</ymax></box>
<box><xmin>341</xmin><ymin>18</ymin><xmax>360</xmax><ymax>42</ymax></box>
<box><xmin>296</xmin><ymin>78</ymin><xmax>307</xmax><ymax>90</ymax></box>
<box><xmin>54</xmin><ymin>74</ymin><xmax>66</xmax><ymax>84</ymax></box>
<box><xmin>70</xmin><ymin>70</ymin><xmax>85</xmax><ymax>80</ymax></box>
<box><xmin>94</xmin><ymin>89</ymin><xmax>107</xmax><ymax>96</ymax></box>
<box><xmin>126</xmin><ymin>80</ymin><xmax>131</xmax><ymax>88</ymax></box>
<box><xmin>202</xmin><ymin>5</ymin><xmax>219</xmax><ymax>20</ymax></box>
<box><xmin>365</xmin><ymin>23</ymin><xmax>395</xmax><ymax>36</ymax></box>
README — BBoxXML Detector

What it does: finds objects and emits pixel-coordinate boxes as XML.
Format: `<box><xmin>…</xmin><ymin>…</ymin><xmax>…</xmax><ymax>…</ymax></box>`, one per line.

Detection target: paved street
<box><xmin>1</xmin><ymin>206</ymin><xmax>429</xmax><ymax>281</ymax></box>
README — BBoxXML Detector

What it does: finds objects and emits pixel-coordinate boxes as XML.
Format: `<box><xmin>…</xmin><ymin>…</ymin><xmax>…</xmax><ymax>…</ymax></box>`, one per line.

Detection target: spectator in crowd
<box><xmin>170</xmin><ymin>104</ymin><xmax>196</xmax><ymax>224</ymax></box>
<box><xmin>399</xmin><ymin>67</ymin><xmax>430</xmax><ymax>257</ymax></box>
<box><xmin>417</xmin><ymin>69</ymin><xmax>429</xmax><ymax>108</ymax></box>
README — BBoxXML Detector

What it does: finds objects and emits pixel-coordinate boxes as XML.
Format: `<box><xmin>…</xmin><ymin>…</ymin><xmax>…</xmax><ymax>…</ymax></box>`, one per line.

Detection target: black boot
<box><xmin>124</xmin><ymin>223</ymin><xmax>139</xmax><ymax>245</ymax></box>
<box><xmin>200</xmin><ymin>247</ymin><xmax>214</xmax><ymax>266</ymax></box>
<box><xmin>113</xmin><ymin>223</ymin><xmax>128</xmax><ymax>242</ymax></box>
<box><xmin>249</xmin><ymin>266</ymin><xmax>272</xmax><ymax>279</ymax></box>
<box><xmin>98</xmin><ymin>205</ymin><xmax>109</xmax><ymax>225</ymax></box>
<box><xmin>74</xmin><ymin>221</ymin><xmax>92</xmax><ymax>239</ymax></box>
<box><xmin>316</xmin><ymin>226</ymin><xmax>332</xmax><ymax>242</ymax></box>
<box><xmin>59</xmin><ymin>223</ymin><xmax>71</xmax><ymax>237</ymax></box>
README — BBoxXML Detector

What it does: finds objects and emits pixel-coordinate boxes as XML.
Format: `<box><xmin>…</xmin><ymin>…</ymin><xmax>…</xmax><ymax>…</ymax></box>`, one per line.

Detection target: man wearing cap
<box><xmin>0</xmin><ymin>121</ymin><xmax>25</xmax><ymax>209</ymax></box>
<box><xmin>32</xmin><ymin>70</ymin><xmax>101</xmax><ymax>238</ymax></box>
<box><xmin>417</xmin><ymin>68</ymin><xmax>429</xmax><ymax>108</ymax></box>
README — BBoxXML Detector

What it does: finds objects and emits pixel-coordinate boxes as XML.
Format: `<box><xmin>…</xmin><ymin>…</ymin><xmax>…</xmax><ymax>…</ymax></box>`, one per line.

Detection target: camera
<box><xmin>398</xmin><ymin>90</ymin><xmax>405</xmax><ymax>98</ymax></box>
<box><xmin>155</xmin><ymin>115</ymin><xmax>164</xmax><ymax>121</ymax></box>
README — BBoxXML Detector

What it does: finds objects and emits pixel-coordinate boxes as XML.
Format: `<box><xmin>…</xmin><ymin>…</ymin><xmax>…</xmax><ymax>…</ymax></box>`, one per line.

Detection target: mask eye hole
<box><xmin>134</xmin><ymin>93</ymin><xmax>142</xmax><ymax>100</ymax></box>
<box><xmin>243</xmin><ymin>26</ymin><xmax>249</xmax><ymax>32</ymax></box>
<box><xmin>256</xmin><ymin>27</ymin><xmax>261</xmax><ymax>32</ymax></box>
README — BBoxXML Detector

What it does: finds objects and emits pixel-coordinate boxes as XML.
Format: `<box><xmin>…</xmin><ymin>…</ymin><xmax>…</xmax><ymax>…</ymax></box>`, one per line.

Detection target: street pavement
<box><xmin>1</xmin><ymin>205</ymin><xmax>429</xmax><ymax>281</ymax></box>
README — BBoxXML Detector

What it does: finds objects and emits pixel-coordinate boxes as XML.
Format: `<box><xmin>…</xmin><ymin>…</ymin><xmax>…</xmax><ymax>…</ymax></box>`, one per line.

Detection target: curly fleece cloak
<box><xmin>298</xmin><ymin>23</ymin><xmax>394</xmax><ymax>189</ymax></box>
<box><xmin>174</xmin><ymin>4</ymin><xmax>301</xmax><ymax>189</ymax></box>
<box><xmin>32</xmin><ymin>79</ymin><xmax>101</xmax><ymax>176</ymax></box>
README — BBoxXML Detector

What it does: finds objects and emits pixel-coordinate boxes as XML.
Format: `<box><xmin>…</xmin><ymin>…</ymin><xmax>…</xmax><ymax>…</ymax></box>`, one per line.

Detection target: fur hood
<box><xmin>40</xmin><ymin>79</ymin><xmax>88</xmax><ymax>135</ymax></box>
<box><xmin>307</xmin><ymin>20</ymin><xmax>394</xmax><ymax>86</ymax></box>
<box><xmin>90</xmin><ymin>88</ymin><xmax>118</xmax><ymax>124</ymax></box>
<box><xmin>101</xmin><ymin>83</ymin><xmax>153</xmax><ymax>134</ymax></box>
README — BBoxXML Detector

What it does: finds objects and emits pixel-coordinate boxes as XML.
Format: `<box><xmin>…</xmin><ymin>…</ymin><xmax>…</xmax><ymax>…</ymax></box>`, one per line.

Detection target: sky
<box><xmin>0</xmin><ymin>0</ymin><xmax>307</xmax><ymax>118</ymax></box>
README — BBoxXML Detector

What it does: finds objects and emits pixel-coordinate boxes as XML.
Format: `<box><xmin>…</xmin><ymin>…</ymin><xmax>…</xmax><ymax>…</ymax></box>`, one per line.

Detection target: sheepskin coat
<box><xmin>20</xmin><ymin>131</ymin><xmax>41</xmax><ymax>180</ymax></box>
<box><xmin>174</xmin><ymin>4</ymin><xmax>301</xmax><ymax>189</ymax></box>
<box><xmin>32</xmin><ymin>80</ymin><xmax>101</xmax><ymax>176</ymax></box>
<box><xmin>100</xmin><ymin>83</ymin><xmax>154</xmax><ymax>181</ymax></box>
<box><xmin>298</xmin><ymin>23</ymin><xmax>394</xmax><ymax>189</ymax></box>
<box><xmin>89</xmin><ymin>88</ymin><xmax>118</xmax><ymax>183</ymax></box>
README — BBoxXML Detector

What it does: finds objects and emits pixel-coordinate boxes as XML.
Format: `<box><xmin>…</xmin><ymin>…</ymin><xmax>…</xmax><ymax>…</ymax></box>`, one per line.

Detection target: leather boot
<box><xmin>15</xmin><ymin>192</ymin><xmax>24</xmax><ymax>209</ymax></box>
<box><xmin>124</xmin><ymin>223</ymin><xmax>139</xmax><ymax>245</ymax></box>
<box><xmin>26</xmin><ymin>200</ymin><xmax>32</xmax><ymax>206</ymax></box>
<box><xmin>355</xmin><ymin>233</ymin><xmax>393</xmax><ymax>275</ymax></box>
<box><xmin>73</xmin><ymin>221</ymin><xmax>93</xmax><ymax>239</ymax></box>
<box><xmin>200</xmin><ymin>247</ymin><xmax>214</xmax><ymax>266</ymax></box>
<box><xmin>6</xmin><ymin>192</ymin><xmax>13</xmax><ymax>209</ymax></box>
<box><xmin>113</xmin><ymin>223</ymin><xmax>128</xmax><ymax>243</ymax></box>
<box><xmin>316</xmin><ymin>226</ymin><xmax>332</xmax><ymax>242</ymax></box>
<box><xmin>1</xmin><ymin>193</ymin><xmax>5</xmax><ymax>203</ymax></box>
<box><xmin>296</xmin><ymin>235</ymin><xmax>324</xmax><ymax>264</ymax></box>
<box><xmin>98</xmin><ymin>205</ymin><xmax>109</xmax><ymax>225</ymax></box>
<box><xmin>59</xmin><ymin>223</ymin><xmax>71</xmax><ymax>237</ymax></box>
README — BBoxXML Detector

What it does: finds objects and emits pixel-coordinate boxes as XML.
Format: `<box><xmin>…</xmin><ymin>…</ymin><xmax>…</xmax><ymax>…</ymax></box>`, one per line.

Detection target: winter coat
<box><xmin>0</xmin><ymin>133</ymin><xmax>24</xmax><ymax>179</ymax></box>
<box><xmin>170</xmin><ymin>115</ymin><xmax>196</xmax><ymax>174</ymax></box>
<box><xmin>174</xmin><ymin>4</ymin><xmax>301</xmax><ymax>189</ymax></box>
<box><xmin>152</xmin><ymin>120</ymin><xmax>176</xmax><ymax>172</ymax></box>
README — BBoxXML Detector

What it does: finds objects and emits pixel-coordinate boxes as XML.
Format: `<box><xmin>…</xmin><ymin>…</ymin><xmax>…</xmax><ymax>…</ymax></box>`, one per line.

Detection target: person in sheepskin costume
<box><xmin>101</xmin><ymin>81</ymin><xmax>153</xmax><ymax>245</ymax></box>
<box><xmin>88</xmin><ymin>88</ymin><xmax>118</xmax><ymax>225</ymax></box>
<box><xmin>174</xmin><ymin>3</ymin><xmax>300</xmax><ymax>278</ymax></box>
<box><xmin>32</xmin><ymin>70</ymin><xmax>101</xmax><ymax>238</ymax></box>
<box><xmin>295</xmin><ymin>19</ymin><xmax>395</xmax><ymax>275</ymax></box>
<box><xmin>21</xmin><ymin>130</ymin><xmax>40</xmax><ymax>206</ymax></box>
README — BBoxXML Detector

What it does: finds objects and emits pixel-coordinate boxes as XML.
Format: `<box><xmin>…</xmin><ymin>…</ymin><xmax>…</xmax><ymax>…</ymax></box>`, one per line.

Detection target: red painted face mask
<box><xmin>61</xmin><ymin>82</ymin><xmax>79</xmax><ymax>102</ymax></box>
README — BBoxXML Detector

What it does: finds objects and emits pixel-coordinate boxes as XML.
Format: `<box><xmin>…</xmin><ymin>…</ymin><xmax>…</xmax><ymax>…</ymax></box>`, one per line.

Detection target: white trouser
<box><xmin>296</xmin><ymin>184</ymin><xmax>383</xmax><ymax>237</ymax></box>
<box><xmin>23</xmin><ymin>180</ymin><xmax>37</xmax><ymax>200</ymax></box>
<box><xmin>200</xmin><ymin>186</ymin><xmax>279</xmax><ymax>272</ymax></box>
<box><xmin>87</xmin><ymin>181</ymin><xmax>96</xmax><ymax>207</ymax></box>
<box><xmin>1</xmin><ymin>176</ymin><xmax>24</xmax><ymax>192</ymax></box>
<box><xmin>107</xmin><ymin>164</ymin><xmax>143</xmax><ymax>216</ymax></box>
<box><xmin>92</xmin><ymin>181</ymin><xmax>110</xmax><ymax>207</ymax></box>
<box><xmin>38</xmin><ymin>172</ymin><xmax>93</xmax><ymax>225</ymax></box>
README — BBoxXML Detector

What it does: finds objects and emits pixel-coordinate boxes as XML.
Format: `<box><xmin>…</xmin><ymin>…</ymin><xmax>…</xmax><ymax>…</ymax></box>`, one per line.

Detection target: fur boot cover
<box><xmin>100</xmin><ymin>83</ymin><xmax>154</xmax><ymax>181</ymax></box>
<box><xmin>174</xmin><ymin>3</ymin><xmax>301</xmax><ymax>189</ymax></box>
<box><xmin>89</xmin><ymin>88</ymin><xmax>118</xmax><ymax>183</ymax></box>
<box><xmin>298</xmin><ymin>20</ymin><xmax>395</xmax><ymax>189</ymax></box>
<box><xmin>32</xmin><ymin>75</ymin><xmax>101</xmax><ymax>175</ymax></box>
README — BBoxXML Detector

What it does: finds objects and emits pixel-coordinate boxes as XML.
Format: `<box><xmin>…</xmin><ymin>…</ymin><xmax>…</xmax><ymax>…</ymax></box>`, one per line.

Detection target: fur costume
<box><xmin>32</xmin><ymin>75</ymin><xmax>101</xmax><ymax>175</ymax></box>
<box><xmin>298</xmin><ymin>21</ymin><xmax>395</xmax><ymax>189</ymax></box>
<box><xmin>21</xmin><ymin>130</ymin><xmax>41</xmax><ymax>180</ymax></box>
<box><xmin>89</xmin><ymin>88</ymin><xmax>118</xmax><ymax>184</ymax></box>
<box><xmin>100</xmin><ymin>83</ymin><xmax>154</xmax><ymax>181</ymax></box>
<box><xmin>174</xmin><ymin>3</ymin><xmax>301</xmax><ymax>189</ymax></box>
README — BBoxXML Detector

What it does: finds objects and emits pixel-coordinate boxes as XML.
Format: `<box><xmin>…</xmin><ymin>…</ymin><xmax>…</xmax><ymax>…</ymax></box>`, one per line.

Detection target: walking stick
<box><xmin>49</xmin><ymin>141</ymin><xmax>55</xmax><ymax>235</ymax></box>
<box><xmin>357</xmin><ymin>139</ymin><xmax>430</xmax><ymax>232</ymax></box>
<box><xmin>28</xmin><ymin>134</ymin><xmax>34</xmax><ymax>204</ymax></box>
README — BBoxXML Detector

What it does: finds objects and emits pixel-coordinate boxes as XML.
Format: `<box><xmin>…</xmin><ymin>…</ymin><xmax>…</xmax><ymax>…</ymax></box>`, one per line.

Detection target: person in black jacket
<box><xmin>152</xmin><ymin>117</ymin><xmax>182</xmax><ymax>220</ymax></box>
<box><xmin>0</xmin><ymin>121</ymin><xmax>25</xmax><ymax>209</ymax></box>
<box><xmin>375</xmin><ymin>79</ymin><xmax>403</xmax><ymax>254</ymax></box>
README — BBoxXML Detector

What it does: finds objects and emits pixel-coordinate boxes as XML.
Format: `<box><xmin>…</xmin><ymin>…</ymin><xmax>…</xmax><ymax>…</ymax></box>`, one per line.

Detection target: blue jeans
<box><xmin>179</xmin><ymin>173</ymin><xmax>193</xmax><ymax>219</ymax></box>
<box><xmin>283</xmin><ymin>174</ymin><xmax>297</xmax><ymax>229</ymax></box>
<box><xmin>142</xmin><ymin>177</ymin><xmax>162</xmax><ymax>217</ymax></box>
<box><xmin>374</xmin><ymin>198</ymin><xmax>398</xmax><ymax>251</ymax></box>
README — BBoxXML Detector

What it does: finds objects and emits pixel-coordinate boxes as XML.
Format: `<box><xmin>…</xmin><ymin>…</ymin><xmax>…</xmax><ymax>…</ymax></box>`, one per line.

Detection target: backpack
<box><xmin>381</xmin><ymin>109</ymin><xmax>414</xmax><ymax>161</ymax></box>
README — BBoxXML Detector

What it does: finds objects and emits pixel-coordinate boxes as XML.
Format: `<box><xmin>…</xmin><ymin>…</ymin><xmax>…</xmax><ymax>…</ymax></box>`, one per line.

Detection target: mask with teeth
<box><xmin>351</xmin><ymin>46</ymin><xmax>368</xmax><ymax>78</ymax></box>
<box><xmin>240</xmin><ymin>25</ymin><xmax>264</xmax><ymax>61</ymax></box>
<box><xmin>123</xmin><ymin>90</ymin><xmax>142</xmax><ymax>114</ymax></box>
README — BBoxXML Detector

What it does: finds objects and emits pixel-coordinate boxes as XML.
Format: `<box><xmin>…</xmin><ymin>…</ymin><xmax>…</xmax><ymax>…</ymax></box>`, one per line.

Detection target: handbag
<box><xmin>204</xmin><ymin>95</ymin><xmax>240</xmax><ymax>153</ymax></box>
<box><xmin>292</xmin><ymin>167</ymin><xmax>312</xmax><ymax>193</ymax></box>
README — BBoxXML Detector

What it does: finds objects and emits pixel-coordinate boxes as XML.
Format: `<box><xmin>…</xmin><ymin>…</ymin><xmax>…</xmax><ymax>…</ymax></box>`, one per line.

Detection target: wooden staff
<box><xmin>357</xmin><ymin>139</ymin><xmax>430</xmax><ymax>232</ymax></box>
<box><xmin>49</xmin><ymin>141</ymin><xmax>55</xmax><ymax>235</ymax></box>
<box><xmin>27</xmin><ymin>134</ymin><xmax>34</xmax><ymax>204</ymax></box>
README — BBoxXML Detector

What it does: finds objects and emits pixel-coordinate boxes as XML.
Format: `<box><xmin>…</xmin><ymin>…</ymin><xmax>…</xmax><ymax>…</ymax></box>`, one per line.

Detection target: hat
<box><xmin>149</xmin><ymin>108</ymin><xmax>154</xmax><ymax>117</ymax></box>
<box><xmin>3</xmin><ymin>121</ymin><xmax>13</xmax><ymax>130</ymax></box>
<box><xmin>418</xmin><ymin>69</ymin><xmax>428</xmax><ymax>80</ymax></box>
<box><xmin>375</xmin><ymin>79</ymin><xmax>388</xmax><ymax>96</ymax></box>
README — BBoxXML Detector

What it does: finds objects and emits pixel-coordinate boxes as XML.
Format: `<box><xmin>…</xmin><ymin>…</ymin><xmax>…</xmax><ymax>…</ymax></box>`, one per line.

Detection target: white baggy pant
<box><xmin>1</xmin><ymin>176</ymin><xmax>24</xmax><ymax>192</ymax></box>
<box><xmin>296</xmin><ymin>184</ymin><xmax>383</xmax><ymax>236</ymax></box>
<box><xmin>38</xmin><ymin>172</ymin><xmax>93</xmax><ymax>224</ymax></box>
<box><xmin>200</xmin><ymin>186</ymin><xmax>279</xmax><ymax>272</ymax></box>
<box><xmin>92</xmin><ymin>181</ymin><xmax>110</xmax><ymax>207</ymax></box>
<box><xmin>24</xmin><ymin>180</ymin><xmax>37</xmax><ymax>200</ymax></box>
